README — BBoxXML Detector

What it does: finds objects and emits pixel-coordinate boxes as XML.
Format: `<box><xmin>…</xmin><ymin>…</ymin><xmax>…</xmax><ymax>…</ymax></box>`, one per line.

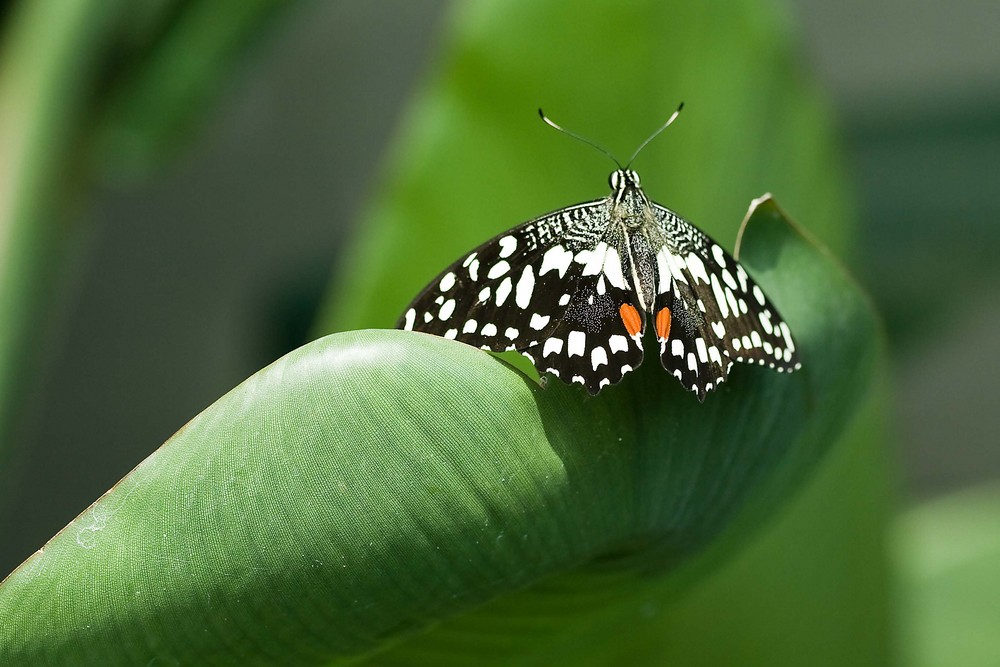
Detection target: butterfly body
<box><xmin>399</xmin><ymin>168</ymin><xmax>799</xmax><ymax>400</ymax></box>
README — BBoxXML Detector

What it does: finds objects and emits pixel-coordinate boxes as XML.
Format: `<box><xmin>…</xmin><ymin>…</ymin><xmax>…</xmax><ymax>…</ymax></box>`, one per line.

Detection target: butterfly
<box><xmin>398</xmin><ymin>105</ymin><xmax>800</xmax><ymax>400</ymax></box>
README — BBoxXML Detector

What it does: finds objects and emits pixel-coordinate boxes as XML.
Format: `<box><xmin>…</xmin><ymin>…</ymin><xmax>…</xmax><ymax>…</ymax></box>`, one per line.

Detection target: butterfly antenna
<box><xmin>538</xmin><ymin>109</ymin><xmax>622</xmax><ymax>169</ymax></box>
<box><xmin>625</xmin><ymin>102</ymin><xmax>684</xmax><ymax>168</ymax></box>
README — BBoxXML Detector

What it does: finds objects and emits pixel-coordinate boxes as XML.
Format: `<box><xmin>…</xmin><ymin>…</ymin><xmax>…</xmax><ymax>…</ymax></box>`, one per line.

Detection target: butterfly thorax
<box><xmin>608</xmin><ymin>169</ymin><xmax>658</xmax><ymax>309</ymax></box>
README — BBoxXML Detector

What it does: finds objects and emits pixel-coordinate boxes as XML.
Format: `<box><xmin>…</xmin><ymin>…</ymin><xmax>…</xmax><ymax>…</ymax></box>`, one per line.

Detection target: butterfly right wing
<box><xmin>651</xmin><ymin>203</ymin><xmax>800</xmax><ymax>401</ymax></box>
<box><xmin>399</xmin><ymin>200</ymin><xmax>608</xmax><ymax>351</ymax></box>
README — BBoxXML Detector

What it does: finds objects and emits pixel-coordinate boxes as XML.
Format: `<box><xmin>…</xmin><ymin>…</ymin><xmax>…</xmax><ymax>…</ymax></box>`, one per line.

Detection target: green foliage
<box><xmin>0</xmin><ymin>0</ymin><xmax>293</xmax><ymax>464</ymax></box>
<box><xmin>895</xmin><ymin>483</ymin><xmax>1000</xmax><ymax>667</ymax></box>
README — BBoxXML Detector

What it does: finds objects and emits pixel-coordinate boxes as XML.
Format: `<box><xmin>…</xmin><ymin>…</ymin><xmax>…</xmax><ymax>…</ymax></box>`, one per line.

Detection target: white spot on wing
<box><xmin>558</xmin><ymin>293</ymin><xmax>571</xmax><ymax>306</ymax></box>
<box><xmin>462</xmin><ymin>319</ymin><xmax>477</xmax><ymax>334</ymax></box>
<box><xmin>404</xmin><ymin>308</ymin><xmax>415</xmax><ymax>330</ymax></box>
<box><xmin>576</xmin><ymin>242</ymin><xmax>608</xmax><ymax>276</ymax></box>
<box><xmin>671</xmin><ymin>339</ymin><xmax>684</xmax><ymax>357</ymax></box>
<box><xmin>656</xmin><ymin>248</ymin><xmax>672</xmax><ymax>294</ymax></box>
<box><xmin>709</xmin><ymin>346</ymin><xmax>722</xmax><ymax>365</ymax></box>
<box><xmin>686</xmin><ymin>253</ymin><xmax>710</xmax><ymax>284</ymax></box>
<box><xmin>529</xmin><ymin>313</ymin><xmax>551</xmax><ymax>330</ymax></box>
<box><xmin>602</xmin><ymin>246</ymin><xmax>627</xmax><ymax>290</ymax></box>
<box><xmin>758</xmin><ymin>310</ymin><xmax>773</xmax><ymax>335</ymax></box>
<box><xmin>542</xmin><ymin>337</ymin><xmax>563</xmax><ymax>357</ymax></box>
<box><xmin>725</xmin><ymin>288</ymin><xmax>739</xmax><ymax>319</ymax></box>
<box><xmin>695</xmin><ymin>337</ymin><xmax>709</xmax><ymax>363</ymax></box>
<box><xmin>667</xmin><ymin>252</ymin><xmax>689</xmax><ymax>284</ymax></box>
<box><xmin>567</xmin><ymin>331</ymin><xmax>586</xmax><ymax>357</ymax></box>
<box><xmin>609</xmin><ymin>334</ymin><xmax>628</xmax><ymax>353</ymax></box>
<box><xmin>468</xmin><ymin>259</ymin><xmax>480</xmax><ymax>281</ymax></box>
<box><xmin>515</xmin><ymin>265</ymin><xmax>535</xmax><ymax>309</ymax></box>
<box><xmin>591</xmin><ymin>346</ymin><xmax>608</xmax><ymax>370</ymax></box>
<box><xmin>710</xmin><ymin>274</ymin><xmax>730</xmax><ymax>319</ymax></box>
<box><xmin>736</xmin><ymin>265</ymin><xmax>749</xmax><ymax>291</ymax></box>
<box><xmin>711</xmin><ymin>244</ymin><xmax>726</xmax><ymax>266</ymax></box>
<box><xmin>478</xmin><ymin>286</ymin><xmax>490</xmax><ymax>303</ymax></box>
<box><xmin>444</xmin><ymin>329</ymin><xmax>458</xmax><ymax>339</ymax></box>
<box><xmin>438</xmin><ymin>298</ymin><xmax>456</xmax><ymax>321</ymax></box>
<box><xmin>780</xmin><ymin>321</ymin><xmax>795</xmax><ymax>352</ymax></box>
<box><xmin>498</xmin><ymin>235</ymin><xmax>517</xmax><ymax>258</ymax></box>
<box><xmin>505</xmin><ymin>327</ymin><xmax>519</xmax><ymax>340</ymax></box>
<box><xmin>487</xmin><ymin>260</ymin><xmax>511</xmax><ymax>280</ymax></box>
<box><xmin>495</xmin><ymin>277</ymin><xmax>512</xmax><ymax>306</ymax></box>
<box><xmin>439</xmin><ymin>272</ymin><xmax>456</xmax><ymax>292</ymax></box>
<box><xmin>481</xmin><ymin>323</ymin><xmax>498</xmax><ymax>336</ymax></box>
<box><xmin>539</xmin><ymin>245</ymin><xmax>573</xmax><ymax>278</ymax></box>
<box><xmin>711</xmin><ymin>321</ymin><xmax>726</xmax><ymax>338</ymax></box>
<box><xmin>752</xmin><ymin>284</ymin><xmax>766</xmax><ymax>305</ymax></box>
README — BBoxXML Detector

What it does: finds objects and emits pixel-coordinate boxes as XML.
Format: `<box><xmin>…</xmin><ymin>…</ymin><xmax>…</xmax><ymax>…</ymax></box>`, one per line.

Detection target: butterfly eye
<box><xmin>609</xmin><ymin>171</ymin><xmax>621</xmax><ymax>190</ymax></box>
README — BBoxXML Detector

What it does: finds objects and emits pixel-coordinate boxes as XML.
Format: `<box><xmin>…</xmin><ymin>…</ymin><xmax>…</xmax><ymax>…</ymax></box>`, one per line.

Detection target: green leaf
<box><xmin>0</xmin><ymin>197</ymin><xmax>879</xmax><ymax>664</ymax></box>
<box><xmin>94</xmin><ymin>0</ymin><xmax>293</xmax><ymax>179</ymax></box>
<box><xmin>0</xmin><ymin>0</ymin><xmax>123</xmax><ymax>467</ymax></box>
<box><xmin>895</xmin><ymin>483</ymin><xmax>1000</xmax><ymax>667</ymax></box>
<box><xmin>0</xmin><ymin>0</ymin><xmax>296</xmax><ymax>466</ymax></box>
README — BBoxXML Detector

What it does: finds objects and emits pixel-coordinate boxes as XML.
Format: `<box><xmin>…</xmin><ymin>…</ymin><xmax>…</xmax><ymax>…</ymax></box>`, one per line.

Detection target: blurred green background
<box><xmin>0</xmin><ymin>0</ymin><xmax>997</xmax><ymax>664</ymax></box>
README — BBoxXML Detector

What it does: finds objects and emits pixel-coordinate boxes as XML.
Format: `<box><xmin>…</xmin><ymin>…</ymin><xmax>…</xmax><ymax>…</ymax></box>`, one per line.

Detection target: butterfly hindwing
<box><xmin>652</xmin><ymin>204</ymin><xmax>800</xmax><ymax>399</ymax></box>
<box><xmin>522</xmin><ymin>241</ymin><xmax>646</xmax><ymax>394</ymax></box>
<box><xmin>654</xmin><ymin>273</ymin><xmax>734</xmax><ymax>401</ymax></box>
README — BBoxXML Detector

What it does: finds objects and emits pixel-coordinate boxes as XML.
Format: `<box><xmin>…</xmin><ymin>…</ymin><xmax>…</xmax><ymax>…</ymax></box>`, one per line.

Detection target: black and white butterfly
<box><xmin>398</xmin><ymin>106</ymin><xmax>800</xmax><ymax>400</ymax></box>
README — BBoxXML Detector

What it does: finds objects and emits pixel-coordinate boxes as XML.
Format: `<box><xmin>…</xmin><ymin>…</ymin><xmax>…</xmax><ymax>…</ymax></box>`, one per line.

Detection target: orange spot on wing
<box><xmin>619</xmin><ymin>303</ymin><xmax>643</xmax><ymax>337</ymax></box>
<box><xmin>655</xmin><ymin>307</ymin><xmax>672</xmax><ymax>341</ymax></box>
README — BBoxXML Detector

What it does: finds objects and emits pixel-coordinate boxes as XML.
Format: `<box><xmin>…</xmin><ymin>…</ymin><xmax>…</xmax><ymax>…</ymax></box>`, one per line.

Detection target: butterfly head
<box><xmin>609</xmin><ymin>168</ymin><xmax>641</xmax><ymax>193</ymax></box>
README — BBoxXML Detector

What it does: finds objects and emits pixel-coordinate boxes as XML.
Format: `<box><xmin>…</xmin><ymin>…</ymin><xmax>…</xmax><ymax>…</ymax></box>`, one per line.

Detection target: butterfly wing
<box><xmin>651</xmin><ymin>204</ymin><xmax>800</xmax><ymax>401</ymax></box>
<box><xmin>399</xmin><ymin>200</ymin><xmax>646</xmax><ymax>394</ymax></box>
<box><xmin>520</xmin><ymin>239</ymin><xmax>646</xmax><ymax>394</ymax></box>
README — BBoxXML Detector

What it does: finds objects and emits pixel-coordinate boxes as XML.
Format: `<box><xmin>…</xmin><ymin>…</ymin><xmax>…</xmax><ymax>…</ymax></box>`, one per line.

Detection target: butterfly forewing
<box><xmin>399</xmin><ymin>201</ymin><xmax>607</xmax><ymax>353</ymax></box>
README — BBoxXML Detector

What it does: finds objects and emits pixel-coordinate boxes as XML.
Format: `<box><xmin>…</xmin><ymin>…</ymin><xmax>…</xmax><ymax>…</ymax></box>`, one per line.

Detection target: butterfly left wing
<box><xmin>651</xmin><ymin>204</ymin><xmax>800</xmax><ymax>400</ymax></box>
<box><xmin>398</xmin><ymin>201</ymin><xmax>606</xmax><ymax>349</ymax></box>
<box><xmin>399</xmin><ymin>201</ymin><xmax>646</xmax><ymax>394</ymax></box>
